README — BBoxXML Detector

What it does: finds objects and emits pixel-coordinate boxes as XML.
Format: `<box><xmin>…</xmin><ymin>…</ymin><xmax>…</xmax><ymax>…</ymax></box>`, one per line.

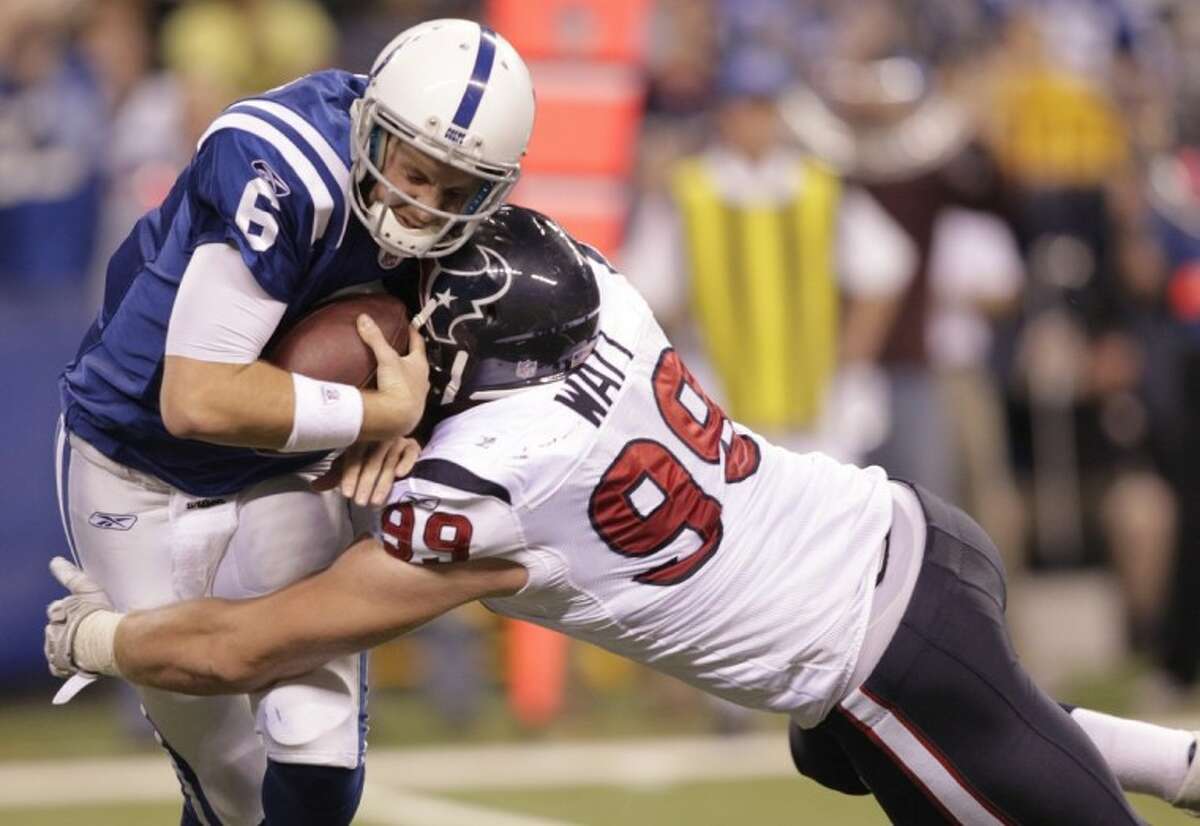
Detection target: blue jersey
<box><xmin>61</xmin><ymin>70</ymin><xmax>402</xmax><ymax>496</ymax></box>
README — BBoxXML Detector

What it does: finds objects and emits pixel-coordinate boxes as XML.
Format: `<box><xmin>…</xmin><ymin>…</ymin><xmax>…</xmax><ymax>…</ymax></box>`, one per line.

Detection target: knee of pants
<box><xmin>180</xmin><ymin>800</ymin><xmax>204</xmax><ymax>826</ymax></box>
<box><xmin>262</xmin><ymin>761</ymin><xmax>364</xmax><ymax>826</ymax></box>
<box><xmin>789</xmin><ymin>721</ymin><xmax>872</xmax><ymax>796</ymax></box>
<box><xmin>255</xmin><ymin>653</ymin><xmax>367</xmax><ymax>769</ymax></box>
<box><xmin>139</xmin><ymin>688</ymin><xmax>266</xmax><ymax>826</ymax></box>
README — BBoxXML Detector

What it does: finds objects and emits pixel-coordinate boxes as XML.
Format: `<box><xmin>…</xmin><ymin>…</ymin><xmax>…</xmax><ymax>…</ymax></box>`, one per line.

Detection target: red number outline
<box><xmin>651</xmin><ymin>349</ymin><xmax>760</xmax><ymax>482</ymax></box>
<box><xmin>380</xmin><ymin>501</ymin><xmax>473</xmax><ymax>563</ymax></box>
<box><xmin>380</xmin><ymin>502</ymin><xmax>416</xmax><ymax>561</ymax></box>
<box><xmin>588</xmin><ymin>438</ymin><xmax>724</xmax><ymax>586</ymax></box>
<box><xmin>588</xmin><ymin>348</ymin><xmax>760</xmax><ymax>586</ymax></box>
<box><xmin>424</xmin><ymin>513</ymin><xmax>472</xmax><ymax>562</ymax></box>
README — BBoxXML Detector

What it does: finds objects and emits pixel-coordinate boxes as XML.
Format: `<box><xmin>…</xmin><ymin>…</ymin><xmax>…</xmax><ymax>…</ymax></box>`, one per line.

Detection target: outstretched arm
<box><xmin>48</xmin><ymin>538</ymin><xmax>525</xmax><ymax>696</ymax></box>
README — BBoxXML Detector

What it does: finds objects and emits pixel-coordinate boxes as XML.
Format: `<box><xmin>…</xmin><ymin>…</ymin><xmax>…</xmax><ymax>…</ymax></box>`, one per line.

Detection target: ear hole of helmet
<box><xmin>368</xmin><ymin>126</ymin><xmax>386</xmax><ymax>169</ymax></box>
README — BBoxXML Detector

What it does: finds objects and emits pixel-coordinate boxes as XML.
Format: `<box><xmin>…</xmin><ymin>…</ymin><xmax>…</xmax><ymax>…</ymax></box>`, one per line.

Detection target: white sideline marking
<box><xmin>0</xmin><ymin>733</ymin><xmax>792</xmax><ymax>809</ymax></box>
<box><xmin>358</xmin><ymin>784</ymin><xmax>574</xmax><ymax>826</ymax></box>
<box><xmin>366</xmin><ymin>732</ymin><xmax>792</xmax><ymax>790</ymax></box>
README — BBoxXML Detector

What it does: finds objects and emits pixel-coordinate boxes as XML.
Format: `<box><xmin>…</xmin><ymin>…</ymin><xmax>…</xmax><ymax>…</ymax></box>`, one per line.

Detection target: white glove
<box><xmin>44</xmin><ymin>557</ymin><xmax>121</xmax><ymax>681</ymax></box>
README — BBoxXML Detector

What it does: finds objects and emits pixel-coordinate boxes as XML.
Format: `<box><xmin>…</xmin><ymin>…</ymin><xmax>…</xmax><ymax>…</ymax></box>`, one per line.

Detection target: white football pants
<box><xmin>54</xmin><ymin>422</ymin><xmax>369</xmax><ymax>826</ymax></box>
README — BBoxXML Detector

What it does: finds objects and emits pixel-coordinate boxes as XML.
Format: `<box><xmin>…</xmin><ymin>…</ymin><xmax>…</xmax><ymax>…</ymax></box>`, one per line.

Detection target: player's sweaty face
<box><xmin>373</xmin><ymin>139</ymin><xmax>479</xmax><ymax>229</ymax></box>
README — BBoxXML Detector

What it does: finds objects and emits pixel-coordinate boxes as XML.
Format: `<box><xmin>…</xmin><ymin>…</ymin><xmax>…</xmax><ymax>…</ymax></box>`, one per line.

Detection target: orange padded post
<box><xmin>490</xmin><ymin>0</ymin><xmax>651</xmax><ymax>725</ymax></box>
<box><xmin>487</xmin><ymin>0</ymin><xmax>651</xmax><ymax>62</ymax></box>
<box><xmin>512</xmin><ymin>176</ymin><xmax>627</xmax><ymax>258</ymax></box>
<box><xmin>521</xmin><ymin>62</ymin><xmax>643</xmax><ymax>178</ymax></box>
<box><xmin>505</xmin><ymin>618</ymin><xmax>569</xmax><ymax>727</ymax></box>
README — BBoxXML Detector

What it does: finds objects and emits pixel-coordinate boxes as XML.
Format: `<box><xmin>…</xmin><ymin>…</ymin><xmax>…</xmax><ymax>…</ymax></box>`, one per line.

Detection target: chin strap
<box><xmin>409</xmin><ymin>295</ymin><xmax>440</xmax><ymax>331</ymax></box>
<box><xmin>440</xmin><ymin>349</ymin><xmax>470</xmax><ymax>405</ymax></box>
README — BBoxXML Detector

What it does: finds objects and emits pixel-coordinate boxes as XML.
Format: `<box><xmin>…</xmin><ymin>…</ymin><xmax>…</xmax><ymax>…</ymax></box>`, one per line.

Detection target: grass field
<box><xmin>1</xmin><ymin>681</ymin><xmax>1198</xmax><ymax>825</ymax></box>
<box><xmin>0</xmin><ymin>757</ymin><xmax>1191</xmax><ymax>825</ymax></box>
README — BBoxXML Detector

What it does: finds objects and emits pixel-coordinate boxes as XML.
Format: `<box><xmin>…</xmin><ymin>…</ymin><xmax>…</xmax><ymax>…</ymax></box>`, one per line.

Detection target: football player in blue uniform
<box><xmin>53</xmin><ymin>19</ymin><xmax>534</xmax><ymax>826</ymax></box>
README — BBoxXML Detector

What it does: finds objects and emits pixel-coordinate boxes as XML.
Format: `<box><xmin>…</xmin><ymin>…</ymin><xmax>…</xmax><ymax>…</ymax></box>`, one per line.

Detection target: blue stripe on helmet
<box><xmin>451</xmin><ymin>26</ymin><xmax>497</xmax><ymax>129</ymax></box>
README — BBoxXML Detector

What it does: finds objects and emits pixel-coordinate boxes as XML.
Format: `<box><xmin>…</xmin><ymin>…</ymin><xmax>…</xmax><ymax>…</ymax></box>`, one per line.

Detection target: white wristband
<box><xmin>75</xmin><ymin>610</ymin><xmax>124</xmax><ymax>678</ymax></box>
<box><xmin>282</xmin><ymin>373</ymin><xmax>364</xmax><ymax>452</ymax></box>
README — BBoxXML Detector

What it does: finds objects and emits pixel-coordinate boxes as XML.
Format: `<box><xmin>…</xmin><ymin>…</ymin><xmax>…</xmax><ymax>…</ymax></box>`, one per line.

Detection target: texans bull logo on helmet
<box><xmin>416</xmin><ymin>244</ymin><xmax>514</xmax><ymax>347</ymax></box>
<box><xmin>409</xmin><ymin>205</ymin><xmax>603</xmax><ymax>409</ymax></box>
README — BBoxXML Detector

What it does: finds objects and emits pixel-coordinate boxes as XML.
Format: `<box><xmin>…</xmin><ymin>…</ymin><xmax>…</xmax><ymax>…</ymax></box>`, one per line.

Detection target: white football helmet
<box><xmin>350</xmin><ymin>19</ymin><xmax>535</xmax><ymax>259</ymax></box>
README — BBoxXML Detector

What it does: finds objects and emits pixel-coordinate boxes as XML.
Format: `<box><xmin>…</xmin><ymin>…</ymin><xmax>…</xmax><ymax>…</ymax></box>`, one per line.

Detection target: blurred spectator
<box><xmin>1162</xmin><ymin>0</ymin><xmax>1200</xmax><ymax>149</ymax></box>
<box><xmin>0</xmin><ymin>0</ymin><xmax>106</xmax><ymax>292</ymax></box>
<box><xmin>782</xmin><ymin>0</ymin><xmax>1015</xmax><ymax>508</ymax></box>
<box><xmin>926</xmin><ymin>207</ymin><xmax>1029</xmax><ymax>570</ymax></box>
<box><xmin>715</xmin><ymin>0</ymin><xmax>827</xmax><ymax>72</ymax></box>
<box><xmin>981</xmin><ymin>6</ymin><xmax>1131</xmax><ymax>191</ymax></box>
<box><xmin>1139</xmin><ymin>18</ymin><xmax>1200</xmax><ymax>701</ymax></box>
<box><xmin>622</xmin><ymin>42</ymin><xmax>912</xmax><ymax>463</ymax></box>
<box><xmin>1151</xmin><ymin>236</ymin><xmax>1200</xmax><ymax>700</ymax></box>
<box><xmin>939</xmin><ymin>0</ymin><xmax>1181</xmax><ymax>657</ymax></box>
<box><xmin>633</xmin><ymin>0</ymin><xmax>721</xmax><ymax>202</ymax></box>
<box><xmin>991</xmin><ymin>0</ymin><xmax>1150</xmax><ymax>77</ymax></box>
<box><xmin>161</xmin><ymin>0</ymin><xmax>337</xmax><ymax>138</ymax></box>
<box><xmin>337</xmin><ymin>1</ymin><xmax>483</xmax><ymax>75</ymax></box>
<box><xmin>976</xmin><ymin>0</ymin><xmax>1175</xmax><ymax>600</ymax></box>
<box><xmin>79</xmin><ymin>0</ymin><xmax>190</xmax><ymax>306</ymax></box>
<box><xmin>644</xmin><ymin>0</ymin><xmax>719</xmax><ymax>122</ymax></box>
<box><xmin>411</xmin><ymin>609</ymin><xmax>490</xmax><ymax>731</ymax></box>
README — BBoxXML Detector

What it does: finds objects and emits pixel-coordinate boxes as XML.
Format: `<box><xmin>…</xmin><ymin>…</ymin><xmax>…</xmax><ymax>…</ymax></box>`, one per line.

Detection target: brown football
<box><xmin>264</xmin><ymin>292</ymin><xmax>410</xmax><ymax>388</ymax></box>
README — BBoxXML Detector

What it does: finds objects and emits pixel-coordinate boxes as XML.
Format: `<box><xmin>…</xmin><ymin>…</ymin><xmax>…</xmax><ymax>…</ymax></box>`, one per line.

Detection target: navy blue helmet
<box><xmin>408</xmin><ymin>205</ymin><xmax>602</xmax><ymax>408</ymax></box>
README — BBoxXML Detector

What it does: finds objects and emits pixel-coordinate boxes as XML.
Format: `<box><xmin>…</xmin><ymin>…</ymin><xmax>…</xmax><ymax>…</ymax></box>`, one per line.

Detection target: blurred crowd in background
<box><xmin>3</xmin><ymin>0</ymin><xmax>1200</xmax><ymax>737</ymax></box>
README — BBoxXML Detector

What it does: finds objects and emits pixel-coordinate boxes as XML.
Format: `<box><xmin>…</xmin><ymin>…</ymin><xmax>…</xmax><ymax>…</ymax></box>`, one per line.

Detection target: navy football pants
<box><xmin>791</xmin><ymin>484</ymin><xmax>1143</xmax><ymax>825</ymax></box>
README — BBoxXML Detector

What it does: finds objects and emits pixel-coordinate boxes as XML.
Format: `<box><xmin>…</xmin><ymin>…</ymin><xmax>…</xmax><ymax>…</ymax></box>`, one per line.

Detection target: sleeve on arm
<box><xmin>165</xmin><ymin>242</ymin><xmax>289</xmax><ymax>363</ymax></box>
<box><xmin>374</xmin><ymin>477</ymin><xmax>550</xmax><ymax>593</ymax></box>
<box><xmin>836</xmin><ymin>186</ymin><xmax>917</xmax><ymax>298</ymax></box>
<box><xmin>187</xmin><ymin>126</ymin><xmax>325</xmax><ymax>301</ymax></box>
<box><xmin>374</xmin><ymin>478</ymin><xmax>522</xmax><ymax>563</ymax></box>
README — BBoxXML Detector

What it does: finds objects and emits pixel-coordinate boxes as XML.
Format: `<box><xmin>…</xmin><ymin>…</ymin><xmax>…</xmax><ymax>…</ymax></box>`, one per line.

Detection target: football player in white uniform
<box><xmin>49</xmin><ymin>207</ymin><xmax>1200</xmax><ymax>823</ymax></box>
<box><xmin>54</xmin><ymin>19</ymin><xmax>532</xmax><ymax>826</ymax></box>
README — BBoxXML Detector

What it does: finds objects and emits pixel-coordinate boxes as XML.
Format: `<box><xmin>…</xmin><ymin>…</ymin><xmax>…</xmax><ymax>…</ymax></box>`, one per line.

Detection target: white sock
<box><xmin>1069</xmin><ymin>706</ymin><xmax>1195</xmax><ymax>800</ymax></box>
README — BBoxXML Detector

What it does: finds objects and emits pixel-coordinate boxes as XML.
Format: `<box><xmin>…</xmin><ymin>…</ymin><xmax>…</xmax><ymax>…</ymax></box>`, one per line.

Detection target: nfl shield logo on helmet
<box><xmin>515</xmin><ymin>359</ymin><xmax>538</xmax><ymax>379</ymax></box>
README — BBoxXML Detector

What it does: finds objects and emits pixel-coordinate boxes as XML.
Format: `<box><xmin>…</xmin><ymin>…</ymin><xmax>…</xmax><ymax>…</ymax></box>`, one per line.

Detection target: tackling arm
<box><xmin>113</xmin><ymin>536</ymin><xmax>526</xmax><ymax>695</ymax></box>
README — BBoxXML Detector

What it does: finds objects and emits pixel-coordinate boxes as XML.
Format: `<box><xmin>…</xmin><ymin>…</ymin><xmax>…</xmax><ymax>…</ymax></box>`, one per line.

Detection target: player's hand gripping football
<box><xmin>358</xmin><ymin>313</ymin><xmax>429</xmax><ymax>436</ymax></box>
<box><xmin>312</xmin><ymin>435</ymin><xmax>422</xmax><ymax>506</ymax></box>
<box><xmin>44</xmin><ymin>557</ymin><xmax>115</xmax><ymax>679</ymax></box>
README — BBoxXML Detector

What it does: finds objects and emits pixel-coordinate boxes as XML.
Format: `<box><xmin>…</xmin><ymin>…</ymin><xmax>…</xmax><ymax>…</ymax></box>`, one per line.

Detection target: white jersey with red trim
<box><xmin>377</xmin><ymin>265</ymin><xmax>893</xmax><ymax>726</ymax></box>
